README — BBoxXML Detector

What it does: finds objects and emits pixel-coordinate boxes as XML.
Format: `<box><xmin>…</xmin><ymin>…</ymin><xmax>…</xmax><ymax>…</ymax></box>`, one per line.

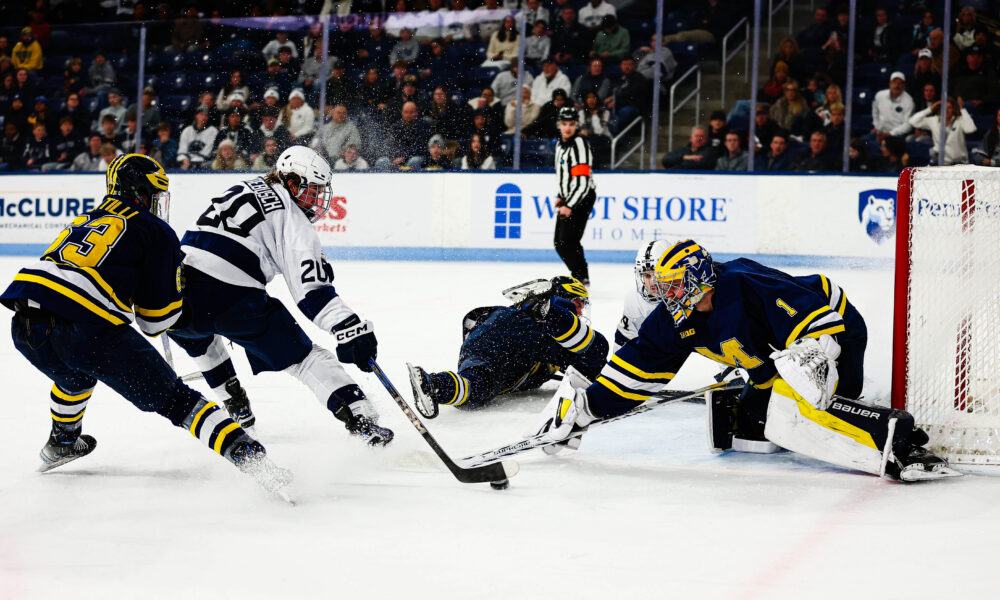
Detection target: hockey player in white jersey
<box><xmin>615</xmin><ymin>240</ymin><xmax>671</xmax><ymax>351</ymax></box>
<box><xmin>167</xmin><ymin>146</ymin><xmax>393</xmax><ymax>446</ymax></box>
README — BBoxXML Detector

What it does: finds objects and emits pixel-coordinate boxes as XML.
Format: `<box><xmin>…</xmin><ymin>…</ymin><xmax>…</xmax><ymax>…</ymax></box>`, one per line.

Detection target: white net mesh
<box><xmin>903</xmin><ymin>166</ymin><xmax>1000</xmax><ymax>464</ymax></box>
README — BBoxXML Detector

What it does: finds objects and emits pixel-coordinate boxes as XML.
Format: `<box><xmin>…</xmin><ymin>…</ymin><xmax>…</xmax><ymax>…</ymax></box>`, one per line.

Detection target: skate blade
<box><xmin>275</xmin><ymin>488</ymin><xmax>296</xmax><ymax>505</ymax></box>
<box><xmin>406</xmin><ymin>362</ymin><xmax>438</xmax><ymax>419</ymax></box>
<box><xmin>37</xmin><ymin>453</ymin><xmax>87</xmax><ymax>473</ymax></box>
<box><xmin>900</xmin><ymin>464</ymin><xmax>964</xmax><ymax>482</ymax></box>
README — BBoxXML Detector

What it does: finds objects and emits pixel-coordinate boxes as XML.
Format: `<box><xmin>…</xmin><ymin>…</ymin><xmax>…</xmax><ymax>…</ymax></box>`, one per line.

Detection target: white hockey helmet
<box><xmin>275</xmin><ymin>145</ymin><xmax>333</xmax><ymax>222</ymax></box>
<box><xmin>635</xmin><ymin>239</ymin><xmax>671</xmax><ymax>302</ymax></box>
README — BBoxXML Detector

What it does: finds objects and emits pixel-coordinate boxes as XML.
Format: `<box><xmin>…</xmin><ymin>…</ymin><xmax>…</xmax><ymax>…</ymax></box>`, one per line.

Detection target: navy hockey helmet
<box><xmin>651</xmin><ymin>239</ymin><xmax>716</xmax><ymax>327</ymax></box>
<box><xmin>106</xmin><ymin>153</ymin><xmax>170</xmax><ymax>219</ymax></box>
<box><xmin>551</xmin><ymin>275</ymin><xmax>589</xmax><ymax>315</ymax></box>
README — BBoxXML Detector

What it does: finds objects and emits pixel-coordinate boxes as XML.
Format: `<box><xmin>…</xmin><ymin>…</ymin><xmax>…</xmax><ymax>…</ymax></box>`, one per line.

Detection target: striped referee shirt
<box><xmin>555</xmin><ymin>134</ymin><xmax>596</xmax><ymax>208</ymax></box>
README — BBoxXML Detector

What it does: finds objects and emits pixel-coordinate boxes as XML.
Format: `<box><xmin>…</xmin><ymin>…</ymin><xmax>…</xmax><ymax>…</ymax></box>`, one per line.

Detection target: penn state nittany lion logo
<box><xmin>858</xmin><ymin>189</ymin><xmax>896</xmax><ymax>244</ymax></box>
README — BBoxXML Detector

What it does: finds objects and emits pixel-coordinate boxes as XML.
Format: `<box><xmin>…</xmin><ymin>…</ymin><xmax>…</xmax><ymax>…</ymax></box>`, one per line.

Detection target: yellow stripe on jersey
<box><xmin>567</xmin><ymin>327</ymin><xmax>595</xmax><ymax>352</ymax></box>
<box><xmin>135</xmin><ymin>299</ymin><xmax>183</xmax><ymax>318</ymax></box>
<box><xmin>596</xmin><ymin>376</ymin><xmax>651</xmax><ymax>402</ymax></box>
<box><xmin>13</xmin><ymin>273</ymin><xmax>125</xmax><ymax>325</ymax></box>
<box><xmin>785</xmin><ymin>306</ymin><xmax>834</xmax><ymax>349</ymax></box>
<box><xmin>774</xmin><ymin>380</ymin><xmax>876</xmax><ymax>449</ymax></box>
<box><xmin>820</xmin><ymin>274</ymin><xmax>830</xmax><ymax>297</ymax></box>
<box><xmin>188</xmin><ymin>401</ymin><xmax>216</xmax><ymax>435</ymax></box>
<box><xmin>43</xmin><ymin>256</ymin><xmax>133</xmax><ymax>314</ymax></box>
<box><xmin>51</xmin><ymin>385</ymin><xmax>93</xmax><ymax>402</ymax></box>
<box><xmin>804</xmin><ymin>325</ymin><xmax>847</xmax><ymax>339</ymax></box>
<box><xmin>610</xmin><ymin>354</ymin><xmax>674</xmax><ymax>380</ymax></box>
<box><xmin>553</xmin><ymin>313</ymin><xmax>580</xmax><ymax>342</ymax></box>
<box><xmin>213</xmin><ymin>422</ymin><xmax>241</xmax><ymax>454</ymax></box>
<box><xmin>836</xmin><ymin>291</ymin><xmax>847</xmax><ymax>316</ymax></box>
<box><xmin>752</xmin><ymin>374</ymin><xmax>778</xmax><ymax>390</ymax></box>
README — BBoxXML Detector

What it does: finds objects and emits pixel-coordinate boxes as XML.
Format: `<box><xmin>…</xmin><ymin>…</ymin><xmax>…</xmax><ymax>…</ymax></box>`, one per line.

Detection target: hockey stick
<box><xmin>459</xmin><ymin>381</ymin><xmax>741</xmax><ymax>468</ymax></box>
<box><xmin>161</xmin><ymin>335</ymin><xmax>174</xmax><ymax>368</ymax></box>
<box><xmin>368</xmin><ymin>359</ymin><xmax>520</xmax><ymax>486</ymax></box>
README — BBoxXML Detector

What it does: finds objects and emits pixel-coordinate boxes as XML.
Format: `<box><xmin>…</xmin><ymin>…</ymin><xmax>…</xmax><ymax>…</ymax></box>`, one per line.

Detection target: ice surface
<box><xmin>0</xmin><ymin>256</ymin><xmax>996</xmax><ymax>599</ymax></box>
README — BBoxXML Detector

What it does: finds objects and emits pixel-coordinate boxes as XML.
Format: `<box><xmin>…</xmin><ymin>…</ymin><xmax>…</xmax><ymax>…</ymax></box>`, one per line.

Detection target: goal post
<box><xmin>892</xmin><ymin>165</ymin><xmax>1000</xmax><ymax>465</ymax></box>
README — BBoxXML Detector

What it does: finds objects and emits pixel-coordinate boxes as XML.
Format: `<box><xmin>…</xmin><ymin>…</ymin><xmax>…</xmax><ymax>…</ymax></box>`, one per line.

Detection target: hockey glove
<box><xmin>533</xmin><ymin>373</ymin><xmax>596</xmax><ymax>445</ymax></box>
<box><xmin>333</xmin><ymin>314</ymin><xmax>377</xmax><ymax>372</ymax></box>
<box><xmin>770</xmin><ymin>334</ymin><xmax>840</xmax><ymax>410</ymax></box>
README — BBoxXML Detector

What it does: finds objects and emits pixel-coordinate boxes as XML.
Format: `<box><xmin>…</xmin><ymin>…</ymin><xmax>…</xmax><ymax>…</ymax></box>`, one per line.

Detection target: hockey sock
<box><xmin>326</xmin><ymin>384</ymin><xmax>367</xmax><ymax>413</ymax></box>
<box><xmin>430</xmin><ymin>371</ymin><xmax>472</xmax><ymax>406</ymax></box>
<box><xmin>188</xmin><ymin>336</ymin><xmax>239</xmax><ymax>402</ymax></box>
<box><xmin>181</xmin><ymin>397</ymin><xmax>250</xmax><ymax>459</ymax></box>
<box><xmin>49</xmin><ymin>383</ymin><xmax>94</xmax><ymax>440</ymax></box>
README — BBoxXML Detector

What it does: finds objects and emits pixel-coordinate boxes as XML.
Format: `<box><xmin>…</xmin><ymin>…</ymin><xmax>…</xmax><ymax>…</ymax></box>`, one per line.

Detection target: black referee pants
<box><xmin>553</xmin><ymin>189</ymin><xmax>596</xmax><ymax>282</ymax></box>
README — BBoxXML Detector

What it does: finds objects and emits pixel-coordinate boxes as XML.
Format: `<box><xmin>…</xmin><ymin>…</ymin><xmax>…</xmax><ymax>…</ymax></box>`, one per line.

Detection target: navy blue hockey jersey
<box><xmin>588</xmin><ymin>258</ymin><xmax>864</xmax><ymax>417</ymax></box>
<box><xmin>460</xmin><ymin>297</ymin><xmax>608</xmax><ymax>395</ymax></box>
<box><xmin>1</xmin><ymin>195</ymin><xmax>184</xmax><ymax>335</ymax></box>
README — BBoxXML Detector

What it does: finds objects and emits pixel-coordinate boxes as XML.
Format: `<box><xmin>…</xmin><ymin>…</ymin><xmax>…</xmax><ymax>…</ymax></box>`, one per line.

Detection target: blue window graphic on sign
<box><xmin>494</xmin><ymin>183</ymin><xmax>522</xmax><ymax>239</ymax></box>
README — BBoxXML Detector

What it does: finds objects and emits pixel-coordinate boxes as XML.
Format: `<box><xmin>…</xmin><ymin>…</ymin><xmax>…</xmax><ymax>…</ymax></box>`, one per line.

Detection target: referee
<box><xmin>553</xmin><ymin>106</ymin><xmax>597</xmax><ymax>287</ymax></box>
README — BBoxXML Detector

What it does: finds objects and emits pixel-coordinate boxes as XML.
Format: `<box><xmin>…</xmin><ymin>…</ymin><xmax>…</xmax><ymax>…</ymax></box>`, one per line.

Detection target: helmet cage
<box><xmin>651</xmin><ymin>241</ymin><xmax>715</xmax><ymax>327</ymax></box>
<box><xmin>290</xmin><ymin>178</ymin><xmax>332</xmax><ymax>223</ymax></box>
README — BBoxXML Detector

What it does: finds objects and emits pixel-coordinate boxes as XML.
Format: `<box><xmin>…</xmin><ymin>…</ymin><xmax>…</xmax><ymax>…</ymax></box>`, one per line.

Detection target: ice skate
<box><xmin>333</xmin><ymin>404</ymin><xmax>394</xmax><ymax>447</ymax></box>
<box><xmin>407</xmin><ymin>362</ymin><xmax>439</xmax><ymax>419</ymax></box>
<box><xmin>228</xmin><ymin>440</ymin><xmax>294</xmax><ymax>495</ymax></box>
<box><xmin>38</xmin><ymin>433</ymin><xmax>97</xmax><ymax>473</ymax></box>
<box><xmin>222</xmin><ymin>377</ymin><xmax>256</xmax><ymax>433</ymax></box>
<box><xmin>888</xmin><ymin>444</ymin><xmax>963</xmax><ymax>482</ymax></box>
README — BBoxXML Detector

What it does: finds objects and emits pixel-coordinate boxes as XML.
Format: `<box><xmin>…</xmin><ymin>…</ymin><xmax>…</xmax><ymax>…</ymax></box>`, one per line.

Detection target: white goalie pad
<box><xmin>770</xmin><ymin>335</ymin><xmax>840</xmax><ymax>410</ymax></box>
<box><xmin>764</xmin><ymin>380</ymin><xmax>891</xmax><ymax>477</ymax></box>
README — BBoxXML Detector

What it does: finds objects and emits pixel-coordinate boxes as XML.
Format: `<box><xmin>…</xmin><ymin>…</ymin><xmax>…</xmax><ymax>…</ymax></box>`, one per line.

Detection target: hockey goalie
<box><xmin>534</xmin><ymin>239</ymin><xmax>961</xmax><ymax>482</ymax></box>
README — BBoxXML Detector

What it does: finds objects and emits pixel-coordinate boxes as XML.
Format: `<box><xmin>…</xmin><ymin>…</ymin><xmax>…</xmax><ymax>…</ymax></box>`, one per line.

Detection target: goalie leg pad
<box><xmin>764</xmin><ymin>379</ymin><xmax>890</xmax><ymax>477</ymax></box>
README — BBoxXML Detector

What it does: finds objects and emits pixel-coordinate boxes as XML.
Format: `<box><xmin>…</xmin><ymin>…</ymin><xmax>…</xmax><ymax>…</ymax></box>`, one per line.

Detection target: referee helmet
<box><xmin>557</xmin><ymin>106</ymin><xmax>578</xmax><ymax>123</ymax></box>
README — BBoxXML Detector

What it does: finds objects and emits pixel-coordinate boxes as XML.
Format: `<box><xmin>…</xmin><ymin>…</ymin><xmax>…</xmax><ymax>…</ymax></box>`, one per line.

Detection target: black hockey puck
<box><xmin>489</xmin><ymin>478</ymin><xmax>509</xmax><ymax>490</ymax></box>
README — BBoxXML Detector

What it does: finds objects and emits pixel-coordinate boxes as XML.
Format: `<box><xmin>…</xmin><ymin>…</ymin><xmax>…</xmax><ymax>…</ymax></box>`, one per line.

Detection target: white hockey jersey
<box><xmin>614</xmin><ymin>286</ymin><xmax>659</xmax><ymax>352</ymax></box>
<box><xmin>180</xmin><ymin>177</ymin><xmax>355</xmax><ymax>331</ymax></box>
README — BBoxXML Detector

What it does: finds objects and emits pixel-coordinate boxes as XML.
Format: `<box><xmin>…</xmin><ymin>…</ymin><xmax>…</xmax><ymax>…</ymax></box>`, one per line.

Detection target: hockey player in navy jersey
<box><xmin>166</xmin><ymin>145</ymin><xmax>393</xmax><ymax>446</ymax></box>
<box><xmin>534</xmin><ymin>239</ymin><xmax>960</xmax><ymax>482</ymax></box>
<box><xmin>0</xmin><ymin>154</ymin><xmax>290</xmax><ymax>491</ymax></box>
<box><xmin>407</xmin><ymin>276</ymin><xmax>608</xmax><ymax>418</ymax></box>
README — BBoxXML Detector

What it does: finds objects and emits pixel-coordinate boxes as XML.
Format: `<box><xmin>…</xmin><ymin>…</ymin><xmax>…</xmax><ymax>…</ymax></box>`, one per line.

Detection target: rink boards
<box><xmin>0</xmin><ymin>171</ymin><xmax>898</xmax><ymax>267</ymax></box>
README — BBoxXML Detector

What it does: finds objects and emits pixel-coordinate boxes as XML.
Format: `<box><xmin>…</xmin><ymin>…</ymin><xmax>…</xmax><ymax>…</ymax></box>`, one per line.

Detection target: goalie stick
<box><xmin>459</xmin><ymin>381</ymin><xmax>742</xmax><ymax>468</ymax></box>
<box><xmin>368</xmin><ymin>359</ymin><xmax>520</xmax><ymax>486</ymax></box>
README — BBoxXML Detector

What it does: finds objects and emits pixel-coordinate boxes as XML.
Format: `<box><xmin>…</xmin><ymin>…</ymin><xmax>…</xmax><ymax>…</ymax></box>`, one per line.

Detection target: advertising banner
<box><xmin>0</xmin><ymin>171</ymin><xmax>899</xmax><ymax>266</ymax></box>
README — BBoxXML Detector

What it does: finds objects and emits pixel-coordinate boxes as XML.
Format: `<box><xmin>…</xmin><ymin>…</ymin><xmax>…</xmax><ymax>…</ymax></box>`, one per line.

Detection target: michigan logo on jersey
<box><xmin>858</xmin><ymin>189</ymin><xmax>896</xmax><ymax>245</ymax></box>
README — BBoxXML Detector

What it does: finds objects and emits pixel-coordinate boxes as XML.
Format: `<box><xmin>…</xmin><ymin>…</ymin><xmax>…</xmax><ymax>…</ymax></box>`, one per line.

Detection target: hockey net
<box><xmin>892</xmin><ymin>166</ymin><xmax>1000</xmax><ymax>465</ymax></box>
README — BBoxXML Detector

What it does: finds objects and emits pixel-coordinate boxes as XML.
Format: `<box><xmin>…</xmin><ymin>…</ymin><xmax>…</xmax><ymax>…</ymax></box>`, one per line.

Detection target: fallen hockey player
<box><xmin>533</xmin><ymin>239</ymin><xmax>961</xmax><ymax>482</ymax></box>
<box><xmin>408</xmin><ymin>276</ymin><xmax>608</xmax><ymax>418</ymax></box>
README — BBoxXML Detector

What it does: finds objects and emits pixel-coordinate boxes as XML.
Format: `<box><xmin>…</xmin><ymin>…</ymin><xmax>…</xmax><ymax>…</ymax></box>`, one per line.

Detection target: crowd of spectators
<box><xmin>664</xmin><ymin>2</ymin><xmax>1000</xmax><ymax>174</ymax></box>
<box><xmin>0</xmin><ymin>0</ymin><xmax>673</xmax><ymax>173</ymax></box>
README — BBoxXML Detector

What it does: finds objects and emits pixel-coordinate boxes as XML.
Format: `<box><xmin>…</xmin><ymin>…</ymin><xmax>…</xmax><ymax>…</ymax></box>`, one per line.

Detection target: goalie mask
<box><xmin>105</xmin><ymin>153</ymin><xmax>170</xmax><ymax>219</ymax></box>
<box><xmin>652</xmin><ymin>239</ymin><xmax>716</xmax><ymax>327</ymax></box>
<box><xmin>551</xmin><ymin>275</ymin><xmax>590</xmax><ymax>317</ymax></box>
<box><xmin>634</xmin><ymin>240</ymin><xmax>671</xmax><ymax>302</ymax></box>
<box><xmin>274</xmin><ymin>146</ymin><xmax>333</xmax><ymax>223</ymax></box>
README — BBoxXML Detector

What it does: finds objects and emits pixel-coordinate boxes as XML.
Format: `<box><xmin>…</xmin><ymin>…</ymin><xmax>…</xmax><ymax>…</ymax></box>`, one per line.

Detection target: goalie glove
<box><xmin>333</xmin><ymin>314</ymin><xmax>377</xmax><ymax>372</ymax></box>
<box><xmin>770</xmin><ymin>334</ymin><xmax>840</xmax><ymax>410</ymax></box>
